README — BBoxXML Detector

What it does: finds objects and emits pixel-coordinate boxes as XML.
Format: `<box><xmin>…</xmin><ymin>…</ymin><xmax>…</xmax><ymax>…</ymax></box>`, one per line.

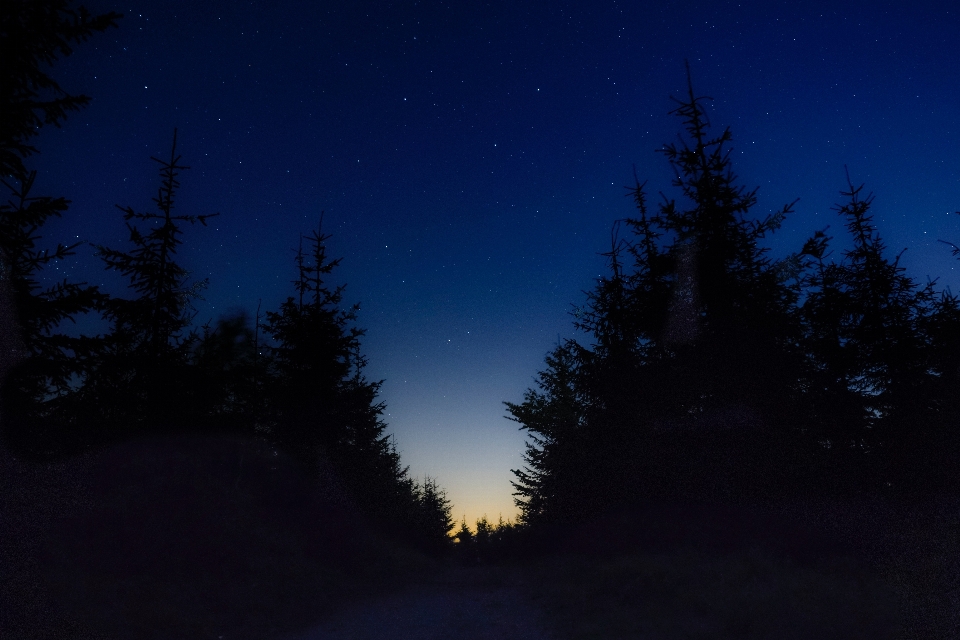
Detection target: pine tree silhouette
<box><xmin>650</xmin><ymin>63</ymin><xmax>801</xmax><ymax>424</ymax></box>
<box><xmin>189</xmin><ymin>310</ymin><xmax>264</xmax><ymax>434</ymax></box>
<box><xmin>509</xmin><ymin>63</ymin><xmax>810</xmax><ymax>526</ymax></box>
<box><xmin>507</xmin><ymin>340</ymin><xmax>586</xmax><ymax>527</ymax></box>
<box><xmin>260</xmin><ymin>218</ymin><xmax>451</xmax><ymax>546</ymax></box>
<box><xmin>511</xmin><ymin>66</ymin><xmax>960</xmax><ymax>533</ymax></box>
<box><xmin>78</xmin><ymin>130</ymin><xmax>218</xmax><ymax>437</ymax></box>
<box><xmin>0</xmin><ymin>0</ymin><xmax>119</xmax><ymax>459</ymax></box>
<box><xmin>800</xmin><ymin>171</ymin><xmax>960</xmax><ymax>495</ymax></box>
<box><xmin>454</xmin><ymin>516</ymin><xmax>475</xmax><ymax>563</ymax></box>
<box><xmin>0</xmin><ymin>171</ymin><xmax>106</xmax><ymax>457</ymax></box>
<box><xmin>1</xmin><ymin>0</ymin><xmax>120</xmax><ymax>178</ymax></box>
<box><xmin>261</xmin><ymin>217</ymin><xmax>363</xmax><ymax>468</ymax></box>
<box><xmin>407</xmin><ymin>475</ymin><xmax>455</xmax><ymax>554</ymax></box>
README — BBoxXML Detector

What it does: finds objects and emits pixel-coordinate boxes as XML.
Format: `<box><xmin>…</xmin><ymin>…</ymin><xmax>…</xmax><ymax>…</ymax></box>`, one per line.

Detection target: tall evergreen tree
<box><xmin>800</xmin><ymin>173</ymin><xmax>960</xmax><ymax>494</ymax></box>
<box><xmin>453</xmin><ymin>516</ymin><xmax>477</xmax><ymax>564</ymax></box>
<box><xmin>74</xmin><ymin>130</ymin><xmax>217</xmax><ymax>437</ymax></box>
<box><xmin>647</xmin><ymin>66</ymin><xmax>801</xmax><ymax>424</ymax></box>
<box><xmin>189</xmin><ymin>309</ymin><xmax>265</xmax><ymax>434</ymax></box>
<box><xmin>507</xmin><ymin>341</ymin><xmax>587</xmax><ymax>527</ymax></box>
<box><xmin>509</xmin><ymin>66</ymin><xmax>809</xmax><ymax>525</ymax></box>
<box><xmin>404</xmin><ymin>475</ymin><xmax>455</xmax><ymax>554</ymax></box>
<box><xmin>0</xmin><ymin>171</ymin><xmax>105</xmax><ymax>456</ymax></box>
<box><xmin>0</xmin><ymin>1</ymin><xmax>119</xmax><ymax>458</ymax></box>
<box><xmin>261</xmin><ymin>218</ymin><xmax>363</xmax><ymax>465</ymax></box>
<box><xmin>261</xmin><ymin>219</ymin><xmax>427</xmax><ymax>541</ymax></box>
<box><xmin>511</xmin><ymin>67</ymin><xmax>960</xmax><ymax>530</ymax></box>
<box><xmin>1</xmin><ymin>0</ymin><xmax>121</xmax><ymax>178</ymax></box>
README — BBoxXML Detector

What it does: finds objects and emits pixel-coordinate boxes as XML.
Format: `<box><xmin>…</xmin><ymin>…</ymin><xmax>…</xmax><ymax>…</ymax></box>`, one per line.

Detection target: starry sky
<box><xmin>31</xmin><ymin>0</ymin><xmax>960</xmax><ymax>527</ymax></box>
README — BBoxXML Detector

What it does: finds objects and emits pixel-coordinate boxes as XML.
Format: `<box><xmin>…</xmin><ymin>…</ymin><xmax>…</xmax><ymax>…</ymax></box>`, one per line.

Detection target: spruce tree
<box><xmin>648</xmin><ymin>66</ymin><xmax>802</xmax><ymax>425</ymax></box>
<box><xmin>78</xmin><ymin>130</ymin><xmax>217</xmax><ymax>437</ymax></box>
<box><xmin>474</xmin><ymin>515</ymin><xmax>492</xmax><ymax>561</ymax></box>
<box><xmin>1</xmin><ymin>0</ymin><xmax>121</xmax><ymax>178</ymax></box>
<box><xmin>261</xmin><ymin>219</ymin><xmax>425</xmax><ymax>541</ymax></box>
<box><xmin>603</xmin><ymin>66</ymin><xmax>804</xmax><ymax>504</ymax></box>
<box><xmin>507</xmin><ymin>341</ymin><xmax>587</xmax><ymax>526</ymax></box>
<box><xmin>189</xmin><ymin>310</ymin><xmax>264</xmax><ymax>434</ymax></box>
<box><xmin>509</xmin><ymin>65</ymin><xmax>808</xmax><ymax>524</ymax></box>
<box><xmin>0</xmin><ymin>0</ymin><xmax>119</xmax><ymax>458</ymax></box>
<box><xmin>0</xmin><ymin>172</ymin><xmax>105</xmax><ymax>457</ymax></box>
<box><xmin>407</xmin><ymin>475</ymin><xmax>454</xmax><ymax>554</ymax></box>
<box><xmin>800</xmin><ymin>173</ymin><xmax>960</xmax><ymax>494</ymax></box>
<box><xmin>454</xmin><ymin>516</ymin><xmax>475</xmax><ymax>562</ymax></box>
<box><xmin>511</xmin><ymin>66</ymin><xmax>960</xmax><ymax>528</ymax></box>
<box><xmin>261</xmin><ymin>219</ymin><xmax>363</xmax><ymax>467</ymax></box>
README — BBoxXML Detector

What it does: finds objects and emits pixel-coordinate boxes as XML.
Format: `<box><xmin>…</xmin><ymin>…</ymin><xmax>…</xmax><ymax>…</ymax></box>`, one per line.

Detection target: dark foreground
<box><xmin>2</xmin><ymin>434</ymin><xmax>958</xmax><ymax>639</ymax></box>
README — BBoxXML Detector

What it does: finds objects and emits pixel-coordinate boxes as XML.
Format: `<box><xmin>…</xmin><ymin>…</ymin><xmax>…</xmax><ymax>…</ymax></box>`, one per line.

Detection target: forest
<box><xmin>4</xmin><ymin>2</ymin><xmax>960</xmax><ymax>639</ymax></box>
<box><xmin>508</xmin><ymin>65</ymin><xmax>960</xmax><ymax>531</ymax></box>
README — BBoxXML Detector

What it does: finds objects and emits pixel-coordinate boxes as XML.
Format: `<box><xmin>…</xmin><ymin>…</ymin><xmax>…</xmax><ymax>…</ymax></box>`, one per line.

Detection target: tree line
<box><xmin>8</xmin><ymin>2</ymin><xmax>959</xmax><ymax>565</ymax></box>
<box><xmin>507</xmin><ymin>63</ymin><xmax>960</xmax><ymax>537</ymax></box>
<box><xmin>0</xmin><ymin>0</ymin><xmax>453</xmax><ymax>555</ymax></box>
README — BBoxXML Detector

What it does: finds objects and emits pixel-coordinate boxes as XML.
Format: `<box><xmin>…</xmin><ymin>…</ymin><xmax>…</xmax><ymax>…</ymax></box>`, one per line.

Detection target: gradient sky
<box><xmin>31</xmin><ymin>0</ymin><xmax>960</xmax><ymax>528</ymax></box>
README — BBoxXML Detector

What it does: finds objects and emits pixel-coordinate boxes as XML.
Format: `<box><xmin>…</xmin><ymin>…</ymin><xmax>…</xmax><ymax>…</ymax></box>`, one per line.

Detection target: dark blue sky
<box><xmin>33</xmin><ymin>0</ymin><xmax>960</xmax><ymax>524</ymax></box>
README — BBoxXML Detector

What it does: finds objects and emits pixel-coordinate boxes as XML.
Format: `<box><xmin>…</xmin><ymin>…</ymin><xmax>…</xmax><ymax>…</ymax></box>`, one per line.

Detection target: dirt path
<box><xmin>277</xmin><ymin>567</ymin><xmax>557</xmax><ymax>640</ymax></box>
<box><xmin>1</xmin><ymin>440</ymin><xmax>558</xmax><ymax>640</ymax></box>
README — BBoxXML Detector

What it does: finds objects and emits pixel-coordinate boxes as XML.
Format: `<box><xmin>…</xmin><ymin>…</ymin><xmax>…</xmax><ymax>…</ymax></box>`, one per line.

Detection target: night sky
<box><xmin>31</xmin><ymin>0</ymin><xmax>960</xmax><ymax>527</ymax></box>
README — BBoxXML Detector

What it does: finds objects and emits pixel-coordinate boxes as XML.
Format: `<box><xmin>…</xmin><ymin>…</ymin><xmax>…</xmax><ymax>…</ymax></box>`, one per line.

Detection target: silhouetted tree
<box><xmin>507</xmin><ymin>341</ymin><xmax>588</xmax><ymax>527</ymax></box>
<box><xmin>260</xmin><ymin>220</ymin><xmax>453</xmax><ymax>547</ymax></box>
<box><xmin>1</xmin><ymin>3</ymin><xmax>453</xmax><ymax>568</ymax></box>
<box><xmin>800</xmin><ymin>173</ymin><xmax>960</xmax><ymax>494</ymax></box>
<box><xmin>510</xmin><ymin>65</ymin><xmax>808</xmax><ymax>527</ymax></box>
<box><xmin>474</xmin><ymin>515</ymin><xmax>491</xmax><ymax>559</ymax></box>
<box><xmin>0</xmin><ymin>171</ymin><xmax>106</xmax><ymax>457</ymax></box>
<box><xmin>486</xmin><ymin>515</ymin><xmax>521</xmax><ymax>563</ymax></box>
<box><xmin>189</xmin><ymin>310</ymin><xmax>264</xmax><ymax>434</ymax></box>
<box><xmin>618</xmin><ymin>65</ymin><xmax>806</xmax><ymax>504</ymax></box>
<box><xmin>512</xmin><ymin>65</ymin><xmax>960</xmax><ymax>533</ymax></box>
<box><xmin>261</xmin><ymin>220</ymin><xmax>355</xmax><ymax>462</ymax></box>
<box><xmin>74</xmin><ymin>130</ymin><xmax>217</xmax><ymax>437</ymax></box>
<box><xmin>453</xmin><ymin>516</ymin><xmax>475</xmax><ymax>563</ymax></box>
<box><xmin>641</xmin><ymin>64</ymin><xmax>801</xmax><ymax>426</ymax></box>
<box><xmin>0</xmin><ymin>1</ymin><xmax>119</xmax><ymax>458</ymax></box>
<box><xmin>407</xmin><ymin>475</ymin><xmax>455</xmax><ymax>554</ymax></box>
<box><xmin>1</xmin><ymin>0</ymin><xmax>121</xmax><ymax>178</ymax></box>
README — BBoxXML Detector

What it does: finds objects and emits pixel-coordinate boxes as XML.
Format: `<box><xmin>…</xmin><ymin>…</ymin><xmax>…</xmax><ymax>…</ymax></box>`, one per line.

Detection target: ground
<box><xmin>3</xmin><ymin>434</ymin><xmax>959</xmax><ymax>639</ymax></box>
<box><xmin>279</xmin><ymin>565</ymin><xmax>555</xmax><ymax>640</ymax></box>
